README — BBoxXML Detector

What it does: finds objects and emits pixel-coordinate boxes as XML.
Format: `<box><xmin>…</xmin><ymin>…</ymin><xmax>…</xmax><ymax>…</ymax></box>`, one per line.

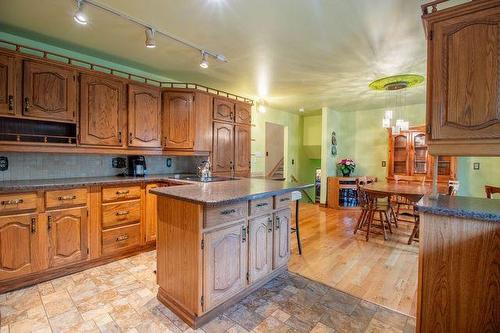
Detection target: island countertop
<box><xmin>150</xmin><ymin>178</ymin><xmax>314</xmax><ymax>206</ymax></box>
<box><xmin>417</xmin><ymin>195</ymin><xmax>500</xmax><ymax>222</ymax></box>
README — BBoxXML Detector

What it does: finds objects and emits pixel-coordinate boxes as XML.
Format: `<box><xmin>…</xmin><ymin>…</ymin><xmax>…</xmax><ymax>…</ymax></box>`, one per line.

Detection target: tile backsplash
<box><xmin>0</xmin><ymin>153</ymin><xmax>204</xmax><ymax>181</ymax></box>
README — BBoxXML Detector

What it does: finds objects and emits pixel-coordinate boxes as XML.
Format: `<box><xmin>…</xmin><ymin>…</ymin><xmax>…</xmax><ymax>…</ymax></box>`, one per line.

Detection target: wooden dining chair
<box><xmin>485</xmin><ymin>185</ymin><xmax>500</xmax><ymax>199</ymax></box>
<box><xmin>354</xmin><ymin>177</ymin><xmax>370</xmax><ymax>235</ymax></box>
<box><xmin>355</xmin><ymin>190</ymin><xmax>393</xmax><ymax>241</ymax></box>
<box><xmin>393</xmin><ymin>175</ymin><xmax>425</xmax><ymax>224</ymax></box>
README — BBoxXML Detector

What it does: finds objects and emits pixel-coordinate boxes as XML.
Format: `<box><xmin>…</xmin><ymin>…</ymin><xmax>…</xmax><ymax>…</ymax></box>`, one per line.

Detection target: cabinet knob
<box><xmin>267</xmin><ymin>218</ymin><xmax>273</xmax><ymax>232</ymax></box>
<box><xmin>275</xmin><ymin>216</ymin><xmax>280</xmax><ymax>230</ymax></box>
<box><xmin>242</xmin><ymin>226</ymin><xmax>247</xmax><ymax>243</ymax></box>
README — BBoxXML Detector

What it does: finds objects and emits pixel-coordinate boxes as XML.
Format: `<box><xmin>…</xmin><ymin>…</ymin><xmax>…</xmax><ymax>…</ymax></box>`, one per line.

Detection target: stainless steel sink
<box><xmin>180</xmin><ymin>176</ymin><xmax>238</xmax><ymax>182</ymax></box>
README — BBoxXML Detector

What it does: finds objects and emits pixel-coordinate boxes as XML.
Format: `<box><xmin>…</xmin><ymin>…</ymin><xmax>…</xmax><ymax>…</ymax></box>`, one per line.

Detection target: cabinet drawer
<box><xmin>205</xmin><ymin>202</ymin><xmax>248</xmax><ymax>228</ymax></box>
<box><xmin>102</xmin><ymin>185</ymin><xmax>141</xmax><ymax>202</ymax></box>
<box><xmin>0</xmin><ymin>193</ymin><xmax>37</xmax><ymax>214</ymax></box>
<box><xmin>45</xmin><ymin>188</ymin><xmax>87</xmax><ymax>209</ymax></box>
<box><xmin>102</xmin><ymin>199</ymin><xmax>141</xmax><ymax>229</ymax></box>
<box><xmin>102</xmin><ymin>224</ymin><xmax>141</xmax><ymax>255</ymax></box>
<box><xmin>274</xmin><ymin>193</ymin><xmax>292</xmax><ymax>209</ymax></box>
<box><xmin>249</xmin><ymin>197</ymin><xmax>273</xmax><ymax>217</ymax></box>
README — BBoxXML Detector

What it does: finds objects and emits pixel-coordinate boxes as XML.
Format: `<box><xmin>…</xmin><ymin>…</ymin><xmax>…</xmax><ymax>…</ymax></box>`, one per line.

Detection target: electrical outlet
<box><xmin>473</xmin><ymin>162</ymin><xmax>480</xmax><ymax>170</ymax></box>
<box><xmin>0</xmin><ymin>156</ymin><xmax>8</xmax><ymax>171</ymax></box>
<box><xmin>112</xmin><ymin>157</ymin><xmax>126</xmax><ymax>168</ymax></box>
<box><xmin>381</xmin><ymin>161</ymin><xmax>387</xmax><ymax>167</ymax></box>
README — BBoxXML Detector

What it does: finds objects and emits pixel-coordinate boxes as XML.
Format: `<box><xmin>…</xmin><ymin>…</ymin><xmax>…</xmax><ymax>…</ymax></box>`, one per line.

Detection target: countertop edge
<box><xmin>417</xmin><ymin>195</ymin><xmax>500</xmax><ymax>222</ymax></box>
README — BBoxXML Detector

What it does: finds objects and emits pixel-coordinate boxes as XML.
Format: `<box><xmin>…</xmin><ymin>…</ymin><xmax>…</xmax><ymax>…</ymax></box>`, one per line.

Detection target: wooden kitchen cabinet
<box><xmin>0</xmin><ymin>53</ymin><xmax>16</xmax><ymax>116</ymax></box>
<box><xmin>128</xmin><ymin>84</ymin><xmax>162</xmax><ymax>148</ymax></box>
<box><xmin>234</xmin><ymin>125</ymin><xmax>251</xmax><ymax>174</ymax></box>
<box><xmin>203</xmin><ymin>221</ymin><xmax>247</xmax><ymax>311</ymax></box>
<box><xmin>192</xmin><ymin>92</ymin><xmax>213</xmax><ymax>152</ymax></box>
<box><xmin>162</xmin><ymin>91</ymin><xmax>195</xmax><ymax>149</ymax></box>
<box><xmin>145</xmin><ymin>183</ymin><xmax>160</xmax><ymax>243</ymax></box>
<box><xmin>235</xmin><ymin>102</ymin><xmax>251</xmax><ymax>124</ymax></box>
<box><xmin>213</xmin><ymin>97</ymin><xmax>235</xmax><ymax>123</ymax></box>
<box><xmin>47</xmin><ymin>207</ymin><xmax>88</xmax><ymax>268</ymax></box>
<box><xmin>212</xmin><ymin>122</ymin><xmax>234</xmax><ymax>173</ymax></box>
<box><xmin>79</xmin><ymin>73</ymin><xmax>126</xmax><ymax>147</ymax></box>
<box><xmin>423</xmin><ymin>0</ymin><xmax>500</xmax><ymax>155</ymax></box>
<box><xmin>23</xmin><ymin>60</ymin><xmax>77</xmax><ymax>122</ymax></box>
<box><xmin>0</xmin><ymin>213</ymin><xmax>42</xmax><ymax>280</ymax></box>
<box><xmin>248</xmin><ymin>214</ymin><xmax>273</xmax><ymax>283</ymax></box>
<box><xmin>273</xmin><ymin>208</ymin><xmax>291</xmax><ymax>269</ymax></box>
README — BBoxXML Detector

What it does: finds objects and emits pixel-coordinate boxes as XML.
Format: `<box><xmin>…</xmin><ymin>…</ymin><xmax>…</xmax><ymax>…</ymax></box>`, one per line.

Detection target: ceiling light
<box><xmin>73</xmin><ymin>0</ymin><xmax>88</xmax><ymax>25</ymax></box>
<box><xmin>299</xmin><ymin>107</ymin><xmax>304</xmax><ymax>113</ymax></box>
<box><xmin>200</xmin><ymin>51</ymin><xmax>209</xmax><ymax>69</ymax></box>
<box><xmin>145</xmin><ymin>28</ymin><xmax>156</xmax><ymax>48</ymax></box>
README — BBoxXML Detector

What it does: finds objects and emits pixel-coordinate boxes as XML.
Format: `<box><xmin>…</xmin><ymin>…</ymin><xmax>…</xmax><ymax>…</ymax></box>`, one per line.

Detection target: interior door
<box><xmin>273</xmin><ymin>209</ymin><xmax>291</xmax><ymax>269</ymax></box>
<box><xmin>212</xmin><ymin>122</ymin><xmax>234</xmax><ymax>173</ymax></box>
<box><xmin>248</xmin><ymin>214</ymin><xmax>273</xmax><ymax>283</ymax></box>
<box><xmin>47</xmin><ymin>208</ymin><xmax>88</xmax><ymax>268</ymax></box>
<box><xmin>79</xmin><ymin>74</ymin><xmax>126</xmax><ymax>147</ymax></box>
<box><xmin>23</xmin><ymin>60</ymin><xmax>76</xmax><ymax>122</ymax></box>
<box><xmin>430</xmin><ymin>7</ymin><xmax>500</xmax><ymax>140</ymax></box>
<box><xmin>203</xmin><ymin>222</ymin><xmax>247</xmax><ymax>311</ymax></box>
<box><xmin>234</xmin><ymin>125</ymin><xmax>251</xmax><ymax>173</ymax></box>
<box><xmin>128</xmin><ymin>84</ymin><xmax>161</xmax><ymax>148</ymax></box>
<box><xmin>213</xmin><ymin>98</ymin><xmax>234</xmax><ymax>123</ymax></box>
<box><xmin>0</xmin><ymin>214</ymin><xmax>40</xmax><ymax>279</ymax></box>
<box><xmin>0</xmin><ymin>53</ymin><xmax>16</xmax><ymax>116</ymax></box>
<box><xmin>162</xmin><ymin>91</ymin><xmax>195</xmax><ymax>149</ymax></box>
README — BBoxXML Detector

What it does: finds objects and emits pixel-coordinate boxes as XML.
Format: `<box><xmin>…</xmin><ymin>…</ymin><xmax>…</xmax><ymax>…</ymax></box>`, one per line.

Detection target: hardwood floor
<box><xmin>288</xmin><ymin>203</ymin><xmax>418</xmax><ymax>317</ymax></box>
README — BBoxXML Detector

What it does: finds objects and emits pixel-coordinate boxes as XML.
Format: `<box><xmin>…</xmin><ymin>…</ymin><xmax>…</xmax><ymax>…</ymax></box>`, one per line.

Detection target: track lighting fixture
<box><xmin>73</xmin><ymin>0</ymin><xmax>88</xmax><ymax>25</ymax></box>
<box><xmin>145</xmin><ymin>28</ymin><xmax>156</xmax><ymax>48</ymax></box>
<box><xmin>199</xmin><ymin>51</ymin><xmax>209</xmax><ymax>69</ymax></box>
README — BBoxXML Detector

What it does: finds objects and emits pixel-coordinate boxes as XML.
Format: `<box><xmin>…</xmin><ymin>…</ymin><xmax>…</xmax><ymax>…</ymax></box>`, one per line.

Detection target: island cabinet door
<box><xmin>162</xmin><ymin>91</ymin><xmax>195</xmax><ymax>149</ymax></box>
<box><xmin>47</xmin><ymin>208</ymin><xmax>88</xmax><ymax>268</ymax></box>
<box><xmin>212</xmin><ymin>122</ymin><xmax>234</xmax><ymax>173</ymax></box>
<box><xmin>273</xmin><ymin>208</ymin><xmax>291</xmax><ymax>269</ymax></box>
<box><xmin>0</xmin><ymin>214</ymin><xmax>43</xmax><ymax>280</ymax></box>
<box><xmin>203</xmin><ymin>221</ymin><xmax>247</xmax><ymax>311</ymax></box>
<box><xmin>248</xmin><ymin>214</ymin><xmax>273</xmax><ymax>284</ymax></box>
<box><xmin>128</xmin><ymin>84</ymin><xmax>162</xmax><ymax>148</ymax></box>
<box><xmin>429</xmin><ymin>7</ymin><xmax>500</xmax><ymax>141</ymax></box>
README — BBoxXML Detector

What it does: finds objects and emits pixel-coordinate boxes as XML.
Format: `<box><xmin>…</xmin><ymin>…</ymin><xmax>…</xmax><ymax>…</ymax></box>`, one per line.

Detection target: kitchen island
<box><xmin>150</xmin><ymin>178</ymin><xmax>313</xmax><ymax>328</ymax></box>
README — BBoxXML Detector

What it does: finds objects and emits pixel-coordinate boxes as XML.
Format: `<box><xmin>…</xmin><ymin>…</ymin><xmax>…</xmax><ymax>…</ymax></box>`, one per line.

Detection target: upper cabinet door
<box><xmin>128</xmin><ymin>84</ymin><xmax>161</xmax><ymax>148</ymax></box>
<box><xmin>162</xmin><ymin>91</ymin><xmax>195</xmax><ymax>149</ymax></box>
<box><xmin>235</xmin><ymin>103</ymin><xmax>251</xmax><ymax>124</ymax></box>
<box><xmin>213</xmin><ymin>98</ymin><xmax>235</xmax><ymax>123</ymax></box>
<box><xmin>234</xmin><ymin>125</ymin><xmax>251</xmax><ymax>172</ymax></box>
<box><xmin>79</xmin><ymin>74</ymin><xmax>126</xmax><ymax>147</ymax></box>
<box><xmin>430</xmin><ymin>7</ymin><xmax>500</xmax><ymax>140</ymax></box>
<box><xmin>213</xmin><ymin>122</ymin><xmax>234</xmax><ymax>173</ymax></box>
<box><xmin>23</xmin><ymin>60</ymin><xmax>76</xmax><ymax>122</ymax></box>
<box><xmin>0</xmin><ymin>54</ymin><xmax>16</xmax><ymax>116</ymax></box>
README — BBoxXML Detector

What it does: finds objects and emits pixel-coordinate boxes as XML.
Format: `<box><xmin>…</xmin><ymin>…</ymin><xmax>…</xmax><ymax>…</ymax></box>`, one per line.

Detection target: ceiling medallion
<box><xmin>369</xmin><ymin>74</ymin><xmax>425</xmax><ymax>134</ymax></box>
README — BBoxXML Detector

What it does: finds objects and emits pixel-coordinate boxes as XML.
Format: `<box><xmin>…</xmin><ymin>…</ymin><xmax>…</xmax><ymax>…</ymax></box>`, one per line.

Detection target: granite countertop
<box><xmin>417</xmin><ymin>195</ymin><xmax>500</xmax><ymax>222</ymax></box>
<box><xmin>0</xmin><ymin>174</ymin><xmax>197</xmax><ymax>193</ymax></box>
<box><xmin>150</xmin><ymin>178</ymin><xmax>314</xmax><ymax>206</ymax></box>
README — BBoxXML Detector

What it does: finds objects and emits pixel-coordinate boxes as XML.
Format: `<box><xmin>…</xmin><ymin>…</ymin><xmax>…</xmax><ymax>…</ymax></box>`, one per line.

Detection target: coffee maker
<box><xmin>128</xmin><ymin>155</ymin><xmax>146</xmax><ymax>177</ymax></box>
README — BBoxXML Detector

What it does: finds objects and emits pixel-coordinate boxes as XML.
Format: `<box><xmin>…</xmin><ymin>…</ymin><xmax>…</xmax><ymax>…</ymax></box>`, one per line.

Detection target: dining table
<box><xmin>360</xmin><ymin>181</ymin><xmax>437</xmax><ymax>203</ymax></box>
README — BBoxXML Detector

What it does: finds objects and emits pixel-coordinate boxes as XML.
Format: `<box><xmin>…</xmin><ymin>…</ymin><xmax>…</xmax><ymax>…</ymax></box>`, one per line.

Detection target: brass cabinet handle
<box><xmin>275</xmin><ymin>216</ymin><xmax>280</xmax><ymax>230</ymax></box>
<box><xmin>58</xmin><ymin>195</ymin><xmax>76</xmax><ymax>201</ymax></box>
<box><xmin>47</xmin><ymin>215</ymin><xmax>52</xmax><ymax>230</ymax></box>
<box><xmin>115</xmin><ymin>210</ymin><xmax>129</xmax><ymax>216</ymax></box>
<box><xmin>118</xmin><ymin>131</ymin><xmax>122</xmax><ymax>143</ymax></box>
<box><xmin>24</xmin><ymin>97</ymin><xmax>30</xmax><ymax>112</ymax></box>
<box><xmin>1</xmin><ymin>199</ymin><xmax>24</xmax><ymax>205</ymax></box>
<box><xmin>256</xmin><ymin>202</ymin><xmax>268</xmax><ymax>208</ymax></box>
<box><xmin>31</xmin><ymin>217</ymin><xmax>36</xmax><ymax>234</ymax></box>
<box><xmin>230</xmin><ymin>111</ymin><xmax>234</xmax><ymax>119</ymax></box>
<box><xmin>267</xmin><ymin>217</ymin><xmax>273</xmax><ymax>232</ymax></box>
<box><xmin>129</xmin><ymin>133</ymin><xmax>133</xmax><ymax>144</ymax></box>
<box><xmin>8</xmin><ymin>95</ymin><xmax>14</xmax><ymax>111</ymax></box>
<box><xmin>116</xmin><ymin>234</ymin><xmax>129</xmax><ymax>242</ymax></box>
<box><xmin>116</xmin><ymin>190</ymin><xmax>130</xmax><ymax>195</ymax></box>
<box><xmin>242</xmin><ymin>226</ymin><xmax>247</xmax><ymax>243</ymax></box>
<box><xmin>221</xmin><ymin>208</ymin><xmax>236</xmax><ymax>215</ymax></box>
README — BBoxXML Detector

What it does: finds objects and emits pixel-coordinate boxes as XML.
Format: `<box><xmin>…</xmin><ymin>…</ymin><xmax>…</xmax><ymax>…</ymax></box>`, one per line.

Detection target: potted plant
<box><xmin>338</xmin><ymin>158</ymin><xmax>356</xmax><ymax>177</ymax></box>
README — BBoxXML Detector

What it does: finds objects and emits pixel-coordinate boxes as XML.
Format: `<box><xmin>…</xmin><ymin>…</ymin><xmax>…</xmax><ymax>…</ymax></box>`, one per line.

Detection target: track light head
<box><xmin>145</xmin><ymin>28</ymin><xmax>156</xmax><ymax>48</ymax></box>
<box><xmin>73</xmin><ymin>0</ymin><xmax>88</xmax><ymax>25</ymax></box>
<box><xmin>199</xmin><ymin>51</ymin><xmax>209</xmax><ymax>69</ymax></box>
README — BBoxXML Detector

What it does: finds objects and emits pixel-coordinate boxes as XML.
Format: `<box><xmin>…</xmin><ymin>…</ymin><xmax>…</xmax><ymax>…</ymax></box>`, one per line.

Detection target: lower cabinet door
<box><xmin>145</xmin><ymin>183</ymin><xmax>160</xmax><ymax>243</ymax></box>
<box><xmin>248</xmin><ymin>214</ymin><xmax>273</xmax><ymax>284</ymax></box>
<box><xmin>203</xmin><ymin>221</ymin><xmax>247</xmax><ymax>311</ymax></box>
<box><xmin>0</xmin><ymin>213</ymin><xmax>41</xmax><ymax>280</ymax></box>
<box><xmin>273</xmin><ymin>208</ymin><xmax>291</xmax><ymax>269</ymax></box>
<box><xmin>47</xmin><ymin>208</ymin><xmax>88</xmax><ymax>268</ymax></box>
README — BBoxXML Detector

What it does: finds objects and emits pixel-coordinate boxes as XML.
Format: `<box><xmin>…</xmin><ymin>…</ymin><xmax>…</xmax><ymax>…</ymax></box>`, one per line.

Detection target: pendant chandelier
<box><xmin>369</xmin><ymin>74</ymin><xmax>424</xmax><ymax>134</ymax></box>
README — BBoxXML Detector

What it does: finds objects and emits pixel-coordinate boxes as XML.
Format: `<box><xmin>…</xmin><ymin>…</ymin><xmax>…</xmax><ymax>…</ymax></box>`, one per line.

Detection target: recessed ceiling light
<box><xmin>145</xmin><ymin>28</ymin><xmax>156</xmax><ymax>48</ymax></box>
<box><xmin>73</xmin><ymin>0</ymin><xmax>88</xmax><ymax>25</ymax></box>
<box><xmin>200</xmin><ymin>51</ymin><xmax>209</xmax><ymax>69</ymax></box>
<box><xmin>299</xmin><ymin>107</ymin><xmax>304</xmax><ymax>113</ymax></box>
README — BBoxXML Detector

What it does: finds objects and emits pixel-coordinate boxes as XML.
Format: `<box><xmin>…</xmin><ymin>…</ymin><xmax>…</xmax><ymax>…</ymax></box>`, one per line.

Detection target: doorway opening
<box><xmin>265</xmin><ymin>122</ymin><xmax>286</xmax><ymax>180</ymax></box>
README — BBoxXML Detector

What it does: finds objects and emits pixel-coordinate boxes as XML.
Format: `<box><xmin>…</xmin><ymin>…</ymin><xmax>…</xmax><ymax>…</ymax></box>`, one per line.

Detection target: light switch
<box><xmin>473</xmin><ymin>162</ymin><xmax>480</xmax><ymax>170</ymax></box>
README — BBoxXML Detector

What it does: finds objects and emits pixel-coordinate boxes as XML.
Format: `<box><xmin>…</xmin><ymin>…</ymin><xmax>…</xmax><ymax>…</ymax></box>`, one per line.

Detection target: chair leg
<box><xmin>408</xmin><ymin>219</ymin><xmax>419</xmax><ymax>245</ymax></box>
<box><xmin>379</xmin><ymin>211</ymin><xmax>387</xmax><ymax>240</ymax></box>
<box><xmin>384</xmin><ymin>210</ymin><xmax>392</xmax><ymax>234</ymax></box>
<box><xmin>366</xmin><ymin>209</ymin><xmax>374</xmax><ymax>241</ymax></box>
<box><xmin>354</xmin><ymin>209</ymin><xmax>366</xmax><ymax>234</ymax></box>
<box><xmin>295</xmin><ymin>200</ymin><xmax>302</xmax><ymax>255</ymax></box>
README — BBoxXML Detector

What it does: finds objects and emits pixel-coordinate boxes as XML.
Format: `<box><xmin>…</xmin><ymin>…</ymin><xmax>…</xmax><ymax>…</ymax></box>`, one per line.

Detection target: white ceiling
<box><xmin>0</xmin><ymin>0</ymin><xmax>466</xmax><ymax>113</ymax></box>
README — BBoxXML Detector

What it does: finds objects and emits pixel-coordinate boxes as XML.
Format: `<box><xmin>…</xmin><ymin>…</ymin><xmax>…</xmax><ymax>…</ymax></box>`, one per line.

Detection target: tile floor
<box><xmin>0</xmin><ymin>250</ymin><xmax>415</xmax><ymax>333</ymax></box>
